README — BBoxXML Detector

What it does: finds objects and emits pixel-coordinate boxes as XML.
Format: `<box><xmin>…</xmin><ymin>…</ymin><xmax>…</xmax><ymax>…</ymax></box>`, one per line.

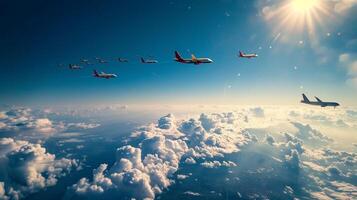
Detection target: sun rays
<box><xmin>263</xmin><ymin>0</ymin><xmax>332</xmax><ymax>42</ymax></box>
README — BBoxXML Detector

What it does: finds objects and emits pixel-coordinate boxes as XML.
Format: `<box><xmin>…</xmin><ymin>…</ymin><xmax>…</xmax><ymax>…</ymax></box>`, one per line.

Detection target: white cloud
<box><xmin>0</xmin><ymin>138</ymin><xmax>78</xmax><ymax>199</ymax></box>
<box><xmin>177</xmin><ymin>174</ymin><xmax>189</xmax><ymax>180</ymax></box>
<box><xmin>339</xmin><ymin>53</ymin><xmax>357</xmax><ymax>89</ymax></box>
<box><xmin>250</xmin><ymin>107</ymin><xmax>265</xmax><ymax>118</ymax></box>
<box><xmin>66</xmin><ymin>123</ymin><xmax>100</xmax><ymax>130</ymax></box>
<box><xmin>71</xmin><ymin>113</ymin><xmax>252</xmax><ymax>199</ymax></box>
<box><xmin>0</xmin><ymin>108</ymin><xmax>59</xmax><ymax>136</ymax></box>
<box><xmin>184</xmin><ymin>157</ymin><xmax>196</xmax><ymax>164</ymax></box>
<box><xmin>0</xmin><ymin>107</ymin><xmax>101</xmax><ymax>141</ymax></box>
<box><xmin>184</xmin><ymin>191</ymin><xmax>201</xmax><ymax>196</ymax></box>
<box><xmin>334</xmin><ymin>0</ymin><xmax>357</xmax><ymax>13</ymax></box>
<box><xmin>70</xmin><ymin>109</ymin><xmax>357</xmax><ymax>199</ymax></box>
<box><xmin>201</xmin><ymin>160</ymin><xmax>237</xmax><ymax>168</ymax></box>
<box><xmin>0</xmin><ymin>182</ymin><xmax>8</xmax><ymax>200</ymax></box>
<box><xmin>157</xmin><ymin>114</ymin><xmax>175</xmax><ymax>129</ymax></box>
<box><xmin>339</xmin><ymin>53</ymin><xmax>350</xmax><ymax>63</ymax></box>
<box><xmin>33</xmin><ymin>118</ymin><xmax>55</xmax><ymax>134</ymax></box>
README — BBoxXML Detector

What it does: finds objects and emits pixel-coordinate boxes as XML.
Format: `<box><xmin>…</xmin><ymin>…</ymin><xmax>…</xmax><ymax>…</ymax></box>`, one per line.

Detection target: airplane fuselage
<box><xmin>239</xmin><ymin>54</ymin><xmax>258</xmax><ymax>58</ymax></box>
<box><xmin>301</xmin><ymin>101</ymin><xmax>339</xmax><ymax>107</ymax></box>
<box><xmin>93</xmin><ymin>70</ymin><xmax>117</xmax><ymax>79</ymax></box>
<box><xmin>69</xmin><ymin>64</ymin><xmax>82</xmax><ymax>70</ymax></box>
<box><xmin>95</xmin><ymin>74</ymin><xmax>117</xmax><ymax>79</ymax></box>
<box><xmin>118</xmin><ymin>58</ymin><xmax>128</xmax><ymax>62</ymax></box>
<box><xmin>141</xmin><ymin>59</ymin><xmax>158</xmax><ymax>64</ymax></box>
<box><xmin>174</xmin><ymin>51</ymin><xmax>213</xmax><ymax>65</ymax></box>
<box><xmin>175</xmin><ymin>58</ymin><xmax>213</xmax><ymax>65</ymax></box>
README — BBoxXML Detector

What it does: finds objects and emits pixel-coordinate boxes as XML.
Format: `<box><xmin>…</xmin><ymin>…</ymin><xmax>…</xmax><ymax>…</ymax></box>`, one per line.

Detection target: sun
<box><xmin>291</xmin><ymin>0</ymin><xmax>319</xmax><ymax>14</ymax></box>
<box><xmin>263</xmin><ymin>0</ymin><xmax>331</xmax><ymax>42</ymax></box>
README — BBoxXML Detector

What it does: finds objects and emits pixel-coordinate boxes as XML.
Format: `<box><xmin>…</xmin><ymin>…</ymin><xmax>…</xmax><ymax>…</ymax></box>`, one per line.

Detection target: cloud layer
<box><xmin>0</xmin><ymin>138</ymin><xmax>79</xmax><ymax>200</ymax></box>
<box><xmin>70</xmin><ymin>107</ymin><xmax>357</xmax><ymax>199</ymax></box>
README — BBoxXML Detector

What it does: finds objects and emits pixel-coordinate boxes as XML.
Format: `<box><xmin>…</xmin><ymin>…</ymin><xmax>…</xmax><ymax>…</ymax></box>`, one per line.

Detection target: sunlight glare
<box><xmin>291</xmin><ymin>0</ymin><xmax>318</xmax><ymax>14</ymax></box>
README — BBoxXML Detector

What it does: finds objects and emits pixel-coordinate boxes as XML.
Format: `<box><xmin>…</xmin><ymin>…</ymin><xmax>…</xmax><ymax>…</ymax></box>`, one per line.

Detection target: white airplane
<box><xmin>117</xmin><ymin>57</ymin><xmax>128</xmax><ymax>62</ymax></box>
<box><xmin>80</xmin><ymin>58</ymin><xmax>92</xmax><ymax>65</ymax></box>
<box><xmin>174</xmin><ymin>51</ymin><xmax>213</xmax><ymax>65</ymax></box>
<box><xmin>239</xmin><ymin>51</ymin><xmax>258</xmax><ymax>58</ymax></box>
<box><xmin>95</xmin><ymin>57</ymin><xmax>108</xmax><ymax>64</ymax></box>
<box><xmin>93</xmin><ymin>70</ymin><xmax>117</xmax><ymax>79</ymax></box>
<box><xmin>141</xmin><ymin>57</ymin><xmax>158</xmax><ymax>64</ymax></box>
<box><xmin>69</xmin><ymin>64</ymin><xmax>82</xmax><ymax>70</ymax></box>
<box><xmin>301</xmin><ymin>94</ymin><xmax>340</xmax><ymax>108</ymax></box>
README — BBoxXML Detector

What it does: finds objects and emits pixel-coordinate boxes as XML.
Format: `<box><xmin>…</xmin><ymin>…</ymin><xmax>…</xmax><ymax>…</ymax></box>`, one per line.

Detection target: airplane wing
<box><xmin>315</xmin><ymin>96</ymin><xmax>323</xmax><ymax>103</ymax></box>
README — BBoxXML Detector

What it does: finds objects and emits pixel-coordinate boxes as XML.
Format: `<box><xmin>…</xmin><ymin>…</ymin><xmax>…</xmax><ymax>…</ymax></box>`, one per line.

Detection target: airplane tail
<box><xmin>175</xmin><ymin>51</ymin><xmax>184</xmax><ymax>61</ymax></box>
<box><xmin>141</xmin><ymin>57</ymin><xmax>145</xmax><ymax>63</ymax></box>
<box><xmin>302</xmin><ymin>94</ymin><xmax>310</xmax><ymax>103</ymax></box>
<box><xmin>239</xmin><ymin>51</ymin><xmax>244</xmax><ymax>57</ymax></box>
<box><xmin>93</xmin><ymin>70</ymin><xmax>99</xmax><ymax>77</ymax></box>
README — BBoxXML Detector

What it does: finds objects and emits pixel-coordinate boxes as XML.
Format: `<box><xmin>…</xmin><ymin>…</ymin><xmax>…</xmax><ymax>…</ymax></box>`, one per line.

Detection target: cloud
<box><xmin>32</xmin><ymin>118</ymin><xmax>55</xmax><ymax>134</ymax></box>
<box><xmin>339</xmin><ymin>53</ymin><xmax>357</xmax><ymax>89</ymax></box>
<box><xmin>291</xmin><ymin>122</ymin><xmax>333</xmax><ymax>145</ymax></box>
<box><xmin>66</xmin><ymin>123</ymin><xmax>100</xmax><ymax>131</ymax></box>
<box><xmin>0</xmin><ymin>108</ymin><xmax>59</xmax><ymax>136</ymax></box>
<box><xmin>157</xmin><ymin>114</ymin><xmax>175</xmax><ymax>129</ymax></box>
<box><xmin>184</xmin><ymin>191</ymin><xmax>201</xmax><ymax>196</ymax></box>
<box><xmin>334</xmin><ymin>0</ymin><xmax>357</xmax><ymax>13</ymax></box>
<box><xmin>71</xmin><ymin>113</ymin><xmax>252</xmax><ymax>199</ymax></box>
<box><xmin>0</xmin><ymin>182</ymin><xmax>7</xmax><ymax>200</ymax></box>
<box><xmin>0</xmin><ymin>138</ymin><xmax>78</xmax><ymax>199</ymax></box>
<box><xmin>0</xmin><ymin>107</ymin><xmax>101</xmax><ymax>141</ymax></box>
<box><xmin>250</xmin><ymin>107</ymin><xmax>265</xmax><ymax>118</ymax></box>
<box><xmin>265</xmin><ymin>134</ymin><xmax>276</xmax><ymax>145</ymax></box>
<box><xmin>339</xmin><ymin>53</ymin><xmax>350</xmax><ymax>63</ymax></box>
<box><xmin>201</xmin><ymin>160</ymin><xmax>237</xmax><ymax>168</ymax></box>
<box><xmin>70</xmin><ymin>109</ymin><xmax>356</xmax><ymax>200</ymax></box>
<box><xmin>184</xmin><ymin>157</ymin><xmax>196</xmax><ymax>164</ymax></box>
<box><xmin>177</xmin><ymin>174</ymin><xmax>189</xmax><ymax>180</ymax></box>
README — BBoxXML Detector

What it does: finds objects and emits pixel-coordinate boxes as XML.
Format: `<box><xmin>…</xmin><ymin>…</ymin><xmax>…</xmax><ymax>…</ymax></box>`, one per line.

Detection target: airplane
<box><xmin>174</xmin><ymin>51</ymin><xmax>213</xmax><ymax>65</ymax></box>
<box><xmin>95</xmin><ymin>57</ymin><xmax>108</xmax><ymax>64</ymax></box>
<box><xmin>69</xmin><ymin>64</ymin><xmax>83</xmax><ymax>70</ymax></box>
<box><xmin>80</xmin><ymin>59</ymin><xmax>92</xmax><ymax>65</ymax></box>
<box><xmin>117</xmin><ymin>57</ymin><xmax>129</xmax><ymax>62</ymax></box>
<box><xmin>93</xmin><ymin>70</ymin><xmax>117</xmax><ymax>79</ymax></box>
<box><xmin>140</xmin><ymin>57</ymin><xmax>158</xmax><ymax>64</ymax></box>
<box><xmin>238</xmin><ymin>51</ymin><xmax>258</xmax><ymax>58</ymax></box>
<box><xmin>301</xmin><ymin>94</ymin><xmax>340</xmax><ymax>108</ymax></box>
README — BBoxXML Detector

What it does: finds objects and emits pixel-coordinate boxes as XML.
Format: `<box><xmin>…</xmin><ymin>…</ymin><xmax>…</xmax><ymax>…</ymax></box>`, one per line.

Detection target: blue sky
<box><xmin>1</xmin><ymin>0</ymin><xmax>357</xmax><ymax>106</ymax></box>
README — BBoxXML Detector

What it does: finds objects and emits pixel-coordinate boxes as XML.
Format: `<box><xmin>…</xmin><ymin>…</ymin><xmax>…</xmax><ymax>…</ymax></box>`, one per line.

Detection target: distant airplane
<box><xmin>69</xmin><ymin>64</ymin><xmax>82</xmax><ymax>70</ymax></box>
<box><xmin>80</xmin><ymin>59</ymin><xmax>92</xmax><ymax>65</ymax></box>
<box><xmin>301</xmin><ymin>94</ymin><xmax>340</xmax><ymax>108</ymax></box>
<box><xmin>93</xmin><ymin>70</ymin><xmax>117</xmax><ymax>79</ymax></box>
<box><xmin>141</xmin><ymin>57</ymin><xmax>158</xmax><ymax>64</ymax></box>
<box><xmin>239</xmin><ymin>51</ymin><xmax>258</xmax><ymax>58</ymax></box>
<box><xmin>95</xmin><ymin>57</ymin><xmax>108</xmax><ymax>64</ymax></box>
<box><xmin>174</xmin><ymin>51</ymin><xmax>213</xmax><ymax>65</ymax></box>
<box><xmin>117</xmin><ymin>57</ymin><xmax>128</xmax><ymax>63</ymax></box>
